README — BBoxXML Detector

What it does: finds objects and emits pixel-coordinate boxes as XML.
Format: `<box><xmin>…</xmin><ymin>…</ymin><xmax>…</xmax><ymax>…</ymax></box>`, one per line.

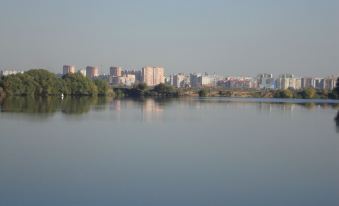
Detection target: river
<box><xmin>0</xmin><ymin>97</ymin><xmax>338</xmax><ymax>206</ymax></box>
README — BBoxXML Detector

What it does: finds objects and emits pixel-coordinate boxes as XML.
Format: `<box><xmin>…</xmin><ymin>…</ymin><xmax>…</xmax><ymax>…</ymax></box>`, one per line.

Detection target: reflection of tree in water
<box><xmin>0</xmin><ymin>96</ymin><xmax>108</xmax><ymax>115</ymax></box>
<box><xmin>335</xmin><ymin>111</ymin><xmax>339</xmax><ymax>133</ymax></box>
<box><xmin>92</xmin><ymin>96</ymin><xmax>110</xmax><ymax>111</ymax></box>
<box><xmin>61</xmin><ymin>96</ymin><xmax>98</xmax><ymax>114</ymax></box>
<box><xmin>300</xmin><ymin>102</ymin><xmax>316</xmax><ymax>109</ymax></box>
<box><xmin>0</xmin><ymin>96</ymin><xmax>59</xmax><ymax>113</ymax></box>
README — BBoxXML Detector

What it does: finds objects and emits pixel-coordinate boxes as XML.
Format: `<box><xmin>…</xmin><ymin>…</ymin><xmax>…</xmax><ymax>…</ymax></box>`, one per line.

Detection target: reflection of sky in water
<box><xmin>0</xmin><ymin>97</ymin><xmax>339</xmax><ymax>206</ymax></box>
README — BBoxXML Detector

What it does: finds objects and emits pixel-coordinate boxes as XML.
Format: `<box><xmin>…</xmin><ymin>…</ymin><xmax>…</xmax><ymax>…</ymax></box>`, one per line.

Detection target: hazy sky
<box><xmin>0</xmin><ymin>0</ymin><xmax>338</xmax><ymax>76</ymax></box>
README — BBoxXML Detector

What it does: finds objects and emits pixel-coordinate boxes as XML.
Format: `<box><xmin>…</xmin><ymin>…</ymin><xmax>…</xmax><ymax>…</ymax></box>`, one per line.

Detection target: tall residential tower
<box><xmin>63</xmin><ymin>65</ymin><xmax>76</xmax><ymax>75</ymax></box>
<box><xmin>142</xmin><ymin>66</ymin><xmax>165</xmax><ymax>86</ymax></box>
<box><xmin>86</xmin><ymin>66</ymin><xmax>99</xmax><ymax>79</ymax></box>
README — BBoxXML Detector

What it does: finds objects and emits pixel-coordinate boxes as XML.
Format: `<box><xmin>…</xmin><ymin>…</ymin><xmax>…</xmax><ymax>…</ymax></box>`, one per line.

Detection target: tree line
<box><xmin>0</xmin><ymin>69</ymin><xmax>113</xmax><ymax>97</ymax></box>
<box><xmin>1</xmin><ymin>69</ymin><xmax>338</xmax><ymax>99</ymax></box>
<box><xmin>198</xmin><ymin>77</ymin><xmax>339</xmax><ymax>99</ymax></box>
<box><xmin>273</xmin><ymin>78</ymin><xmax>339</xmax><ymax>99</ymax></box>
<box><xmin>114</xmin><ymin>83</ymin><xmax>180</xmax><ymax>97</ymax></box>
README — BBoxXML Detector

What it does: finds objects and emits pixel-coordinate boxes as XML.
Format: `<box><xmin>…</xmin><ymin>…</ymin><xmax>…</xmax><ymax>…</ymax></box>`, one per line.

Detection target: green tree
<box><xmin>93</xmin><ymin>79</ymin><xmax>111</xmax><ymax>96</ymax></box>
<box><xmin>62</xmin><ymin>73</ymin><xmax>98</xmax><ymax>96</ymax></box>
<box><xmin>2</xmin><ymin>73</ymin><xmax>38</xmax><ymax>96</ymax></box>
<box><xmin>198</xmin><ymin>89</ymin><xmax>209</xmax><ymax>97</ymax></box>
<box><xmin>274</xmin><ymin>89</ymin><xmax>293</xmax><ymax>98</ymax></box>
<box><xmin>335</xmin><ymin>78</ymin><xmax>339</xmax><ymax>97</ymax></box>
<box><xmin>2</xmin><ymin>74</ymin><xmax>24</xmax><ymax>96</ymax></box>
<box><xmin>0</xmin><ymin>87</ymin><xmax>4</xmax><ymax>97</ymax></box>
<box><xmin>301</xmin><ymin>88</ymin><xmax>317</xmax><ymax>99</ymax></box>
<box><xmin>25</xmin><ymin>69</ymin><xmax>61</xmax><ymax>96</ymax></box>
<box><xmin>125</xmin><ymin>83</ymin><xmax>149</xmax><ymax>97</ymax></box>
<box><xmin>152</xmin><ymin>83</ymin><xmax>178</xmax><ymax>96</ymax></box>
<box><xmin>135</xmin><ymin>83</ymin><xmax>148</xmax><ymax>91</ymax></box>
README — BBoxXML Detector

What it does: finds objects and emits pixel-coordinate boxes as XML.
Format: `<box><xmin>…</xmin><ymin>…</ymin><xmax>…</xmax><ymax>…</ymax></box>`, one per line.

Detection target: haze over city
<box><xmin>0</xmin><ymin>0</ymin><xmax>338</xmax><ymax>76</ymax></box>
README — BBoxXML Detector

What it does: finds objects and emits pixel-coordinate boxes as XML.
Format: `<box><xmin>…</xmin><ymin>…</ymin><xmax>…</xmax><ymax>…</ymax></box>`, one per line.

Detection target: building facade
<box><xmin>0</xmin><ymin>69</ymin><xmax>24</xmax><ymax>76</ymax></box>
<box><xmin>78</xmin><ymin>69</ymin><xmax>86</xmax><ymax>77</ymax></box>
<box><xmin>173</xmin><ymin>73</ymin><xmax>190</xmax><ymax>88</ymax></box>
<box><xmin>110</xmin><ymin>67</ymin><xmax>122</xmax><ymax>77</ymax></box>
<box><xmin>141</xmin><ymin>66</ymin><xmax>165</xmax><ymax>86</ymax></box>
<box><xmin>275</xmin><ymin>74</ymin><xmax>301</xmax><ymax>89</ymax></box>
<box><xmin>111</xmin><ymin>74</ymin><xmax>136</xmax><ymax>86</ymax></box>
<box><xmin>63</xmin><ymin>65</ymin><xmax>76</xmax><ymax>75</ymax></box>
<box><xmin>86</xmin><ymin>66</ymin><xmax>99</xmax><ymax>79</ymax></box>
<box><xmin>257</xmin><ymin>73</ymin><xmax>275</xmax><ymax>89</ymax></box>
<box><xmin>301</xmin><ymin>77</ymin><xmax>316</xmax><ymax>89</ymax></box>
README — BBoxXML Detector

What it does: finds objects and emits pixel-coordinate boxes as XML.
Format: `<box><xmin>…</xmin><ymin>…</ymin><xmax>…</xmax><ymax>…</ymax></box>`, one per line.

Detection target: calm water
<box><xmin>0</xmin><ymin>97</ymin><xmax>338</xmax><ymax>206</ymax></box>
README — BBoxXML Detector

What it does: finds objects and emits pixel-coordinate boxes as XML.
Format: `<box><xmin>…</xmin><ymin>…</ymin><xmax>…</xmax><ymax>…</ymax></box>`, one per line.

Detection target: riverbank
<box><xmin>113</xmin><ymin>85</ymin><xmax>339</xmax><ymax>100</ymax></box>
<box><xmin>1</xmin><ymin>69</ymin><xmax>338</xmax><ymax>100</ymax></box>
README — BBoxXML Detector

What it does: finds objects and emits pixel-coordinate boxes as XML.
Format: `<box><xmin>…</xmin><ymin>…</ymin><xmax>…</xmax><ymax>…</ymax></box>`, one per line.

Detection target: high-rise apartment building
<box><xmin>0</xmin><ymin>69</ymin><xmax>24</xmax><ymax>77</ymax></box>
<box><xmin>257</xmin><ymin>73</ymin><xmax>275</xmax><ymax>89</ymax></box>
<box><xmin>276</xmin><ymin>74</ymin><xmax>299</xmax><ymax>89</ymax></box>
<box><xmin>173</xmin><ymin>73</ymin><xmax>186</xmax><ymax>88</ymax></box>
<box><xmin>141</xmin><ymin>66</ymin><xmax>165</xmax><ymax>86</ymax></box>
<box><xmin>110</xmin><ymin>67</ymin><xmax>122</xmax><ymax>77</ymax></box>
<box><xmin>86</xmin><ymin>66</ymin><xmax>99</xmax><ymax>79</ymax></box>
<box><xmin>79</xmin><ymin>69</ymin><xmax>86</xmax><ymax>77</ymax></box>
<box><xmin>301</xmin><ymin>77</ymin><xmax>316</xmax><ymax>89</ymax></box>
<box><xmin>63</xmin><ymin>65</ymin><xmax>75</xmax><ymax>75</ymax></box>
<box><xmin>323</xmin><ymin>77</ymin><xmax>336</xmax><ymax>90</ymax></box>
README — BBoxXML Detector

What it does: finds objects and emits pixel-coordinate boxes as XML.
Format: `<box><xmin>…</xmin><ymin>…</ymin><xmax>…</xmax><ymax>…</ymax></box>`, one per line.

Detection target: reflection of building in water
<box><xmin>143</xmin><ymin>99</ymin><xmax>163</xmax><ymax>113</ymax></box>
<box><xmin>257</xmin><ymin>103</ymin><xmax>273</xmax><ymax>113</ymax></box>
<box><xmin>111</xmin><ymin>99</ymin><xmax>121</xmax><ymax>111</ymax></box>
<box><xmin>275</xmin><ymin>103</ymin><xmax>295</xmax><ymax>112</ymax></box>
<box><xmin>257</xmin><ymin>103</ymin><xmax>295</xmax><ymax>113</ymax></box>
<box><xmin>335</xmin><ymin>111</ymin><xmax>339</xmax><ymax>133</ymax></box>
<box><xmin>142</xmin><ymin>99</ymin><xmax>163</xmax><ymax>122</ymax></box>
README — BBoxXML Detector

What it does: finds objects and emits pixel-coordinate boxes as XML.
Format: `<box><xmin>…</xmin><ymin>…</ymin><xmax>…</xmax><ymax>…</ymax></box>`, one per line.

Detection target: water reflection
<box><xmin>335</xmin><ymin>111</ymin><xmax>339</xmax><ymax>133</ymax></box>
<box><xmin>1</xmin><ymin>96</ymin><xmax>339</xmax><ymax>116</ymax></box>
<box><xmin>61</xmin><ymin>97</ymin><xmax>97</xmax><ymax>114</ymax></box>
<box><xmin>0</xmin><ymin>96</ymin><xmax>60</xmax><ymax>113</ymax></box>
<box><xmin>0</xmin><ymin>96</ymin><xmax>111</xmax><ymax>115</ymax></box>
<box><xmin>2</xmin><ymin>96</ymin><xmax>339</xmax><ymax>132</ymax></box>
<box><xmin>1</xmin><ymin>97</ymin><xmax>339</xmax><ymax>206</ymax></box>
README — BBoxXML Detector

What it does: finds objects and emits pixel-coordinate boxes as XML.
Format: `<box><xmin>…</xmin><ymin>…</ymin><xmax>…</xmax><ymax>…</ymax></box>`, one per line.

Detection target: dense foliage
<box><xmin>1</xmin><ymin>69</ymin><xmax>113</xmax><ymax>97</ymax></box>
<box><xmin>117</xmin><ymin>83</ymin><xmax>178</xmax><ymax>97</ymax></box>
<box><xmin>299</xmin><ymin>88</ymin><xmax>317</xmax><ymax>99</ymax></box>
<box><xmin>1</xmin><ymin>70</ymin><xmax>338</xmax><ymax>100</ymax></box>
<box><xmin>334</xmin><ymin>78</ymin><xmax>339</xmax><ymax>99</ymax></box>
<box><xmin>62</xmin><ymin>73</ymin><xmax>98</xmax><ymax>96</ymax></box>
<box><xmin>93</xmin><ymin>79</ymin><xmax>113</xmax><ymax>96</ymax></box>
<box><xmin>273</xmin><ymin>89</ymin><xmax>294</xmax><ymax>98</ymax></box>
<box><xmin>198</xmin><ymin>89</ymin><xmax>209</xmax><ymax>97</ymax></box>
<box><xmin>151</xmin><ymin>83</ymin><xmax>178</xmax><ymax>96</ymax></box>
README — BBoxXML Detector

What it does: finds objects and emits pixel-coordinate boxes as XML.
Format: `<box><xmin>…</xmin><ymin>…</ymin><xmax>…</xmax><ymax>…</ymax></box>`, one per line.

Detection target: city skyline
<box><xmin>0</xmin><ymin>0</ymin><xmax>338</xmax><ymax>76</ymax></box>
<box><xmin>1</xmin><ymin>65</ymin><xmax>339</xmax><ymax>78</ymax></box>
<box><xmin>2</xmin><ymin>66</ymin><xmax>337</xmax><ymax>91</ymax></box>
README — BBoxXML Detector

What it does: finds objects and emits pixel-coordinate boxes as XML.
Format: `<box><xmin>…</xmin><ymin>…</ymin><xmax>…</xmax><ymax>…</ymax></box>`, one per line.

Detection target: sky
<box><xmin>0</xmin><ymin>0</ymin><xmax>338</xmax><ymax>76</ymax></box>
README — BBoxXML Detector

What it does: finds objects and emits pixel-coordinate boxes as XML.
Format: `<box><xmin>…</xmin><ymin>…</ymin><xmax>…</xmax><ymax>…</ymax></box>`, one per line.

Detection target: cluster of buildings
<box><xmin>62</xmin><ymin>65</ymin><xmax>165</xmax><ymax>87</ymax></box>
<box><xmin>0</xmin><ymin>69</ymin><xmax>24</xmax><ymax>76</ymax></box>
<box><xmin>107</xmin><ymin>66</ymin><xmax>165</xmax><ymax>86</ymax></box>
<box><xmin>1</xmin><ymin>66</ymin><xmax>337</xmax><ymax>90</ymax></box>
<box><xmin>257</xmin><ymin>73</ymin><xmax>337</xmax><ymax>90</ymax></box>
<box><xmin>166</xmin><ymin>73</ymin><xmax>337</xmax><ymax>90</ymax></box>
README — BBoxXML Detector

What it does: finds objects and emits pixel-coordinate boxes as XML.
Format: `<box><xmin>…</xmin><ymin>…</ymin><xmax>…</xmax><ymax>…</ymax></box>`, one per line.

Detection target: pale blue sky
<box><xmin>0</xmin><ymin>0</ymin><xmax>338</xmax><ymax>76</ymax></box>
